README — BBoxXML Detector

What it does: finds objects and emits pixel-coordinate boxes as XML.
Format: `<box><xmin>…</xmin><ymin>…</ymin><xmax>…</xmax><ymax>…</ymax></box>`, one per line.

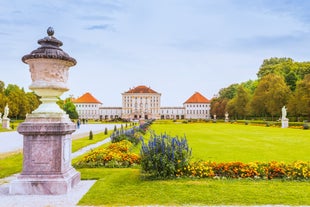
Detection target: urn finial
<box><xmin>47</xmin><ymin>27</ymin><xmax>54</xmax><ymax>37</ymax></box>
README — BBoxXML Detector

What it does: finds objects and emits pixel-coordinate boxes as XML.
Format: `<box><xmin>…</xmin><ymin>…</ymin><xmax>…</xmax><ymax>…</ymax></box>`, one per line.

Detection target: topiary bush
<box><xmin>89</xmin><ymin>130</ymin><xmax>93</xmax><ymax>140</ymax></box>
<box><xmin>140</xmin><ymin>133</ymin><xmax>192</xmax><ymax>179</ymax></box>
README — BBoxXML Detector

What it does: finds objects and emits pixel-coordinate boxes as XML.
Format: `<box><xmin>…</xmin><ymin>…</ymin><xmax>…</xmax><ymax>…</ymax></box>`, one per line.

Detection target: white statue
<box><xmin>3</xmin><ymin>104</ymin><xmax>9</xmax><ymax>119</ymax></box>
<box><xmin>281</xmin><ymin>106</ymin><xmax>287</xmax><ymax>120</ymax></box>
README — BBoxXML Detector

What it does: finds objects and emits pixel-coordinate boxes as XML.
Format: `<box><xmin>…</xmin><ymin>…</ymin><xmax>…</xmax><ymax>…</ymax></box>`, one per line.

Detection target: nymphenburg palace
<box><xmin>73</xmin><ymin>85</ymin><xmax>211</xmax><ymax>120</ymax></box>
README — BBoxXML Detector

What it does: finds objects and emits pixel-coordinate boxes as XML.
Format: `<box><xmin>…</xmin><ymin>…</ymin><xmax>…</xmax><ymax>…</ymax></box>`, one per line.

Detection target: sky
<box><xmin>1</xmin><ymin>0</ymin><xmax>310</xmax><ymax>106</ymax></box>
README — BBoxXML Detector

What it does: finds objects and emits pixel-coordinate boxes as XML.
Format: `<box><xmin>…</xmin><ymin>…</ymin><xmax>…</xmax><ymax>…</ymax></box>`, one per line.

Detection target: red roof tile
<box><xmin>184</xmin><ymin>92</ymin><xmax>210</xmax><ymax>104</ymax></box>
<box><xmin>125</xmin><ymin>85</ymin><xmax>159</xmax><ymax>94</ymax></box>
<box><xmin>73</xmin><ymin>92</ymin><xmax>102</xmax><ymax>104</ymax></box>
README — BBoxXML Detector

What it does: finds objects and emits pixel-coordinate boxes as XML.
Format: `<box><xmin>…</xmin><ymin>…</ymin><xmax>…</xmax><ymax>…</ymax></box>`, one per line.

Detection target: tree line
<box><xmin>1</xmin><ymin>57</ymin><xmax>309</xmax><ymax>121</ymax></box>
<box><xmin>0</xmin><ymin>81</ymin><xmax>40</xmax><ymax>119</ymax></box>
<box><xmin>210</xmin><ymin>57</ymin><xmax>310</xmax><ymax>121</ymax></box>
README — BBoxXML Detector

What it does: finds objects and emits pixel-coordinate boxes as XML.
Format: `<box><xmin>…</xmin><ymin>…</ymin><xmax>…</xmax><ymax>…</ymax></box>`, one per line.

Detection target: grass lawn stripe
<box><xmin>78</xmin><ymin>168</ymin><xmax>310</xmax><ymax>206</ymax></box>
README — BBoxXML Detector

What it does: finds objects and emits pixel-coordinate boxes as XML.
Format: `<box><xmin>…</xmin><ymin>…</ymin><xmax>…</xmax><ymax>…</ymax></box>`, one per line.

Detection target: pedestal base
<box><xmin>282</xmin><ymin>119</ymin><xmax>289</xmax><ymax>128</ymax></box>
<box><xmin>9</xmin><ymin>168</ymin><xmax>80</xmax><ymax>195</ymax></box>
<box><xmin>10</xmin><ymin>114</ymin><xmax>80</xmax><ymax>195</ymax></box>
<box><xmin>2</xmin><ymin>118</ymin><xmax>10</xmax><ymax>129</ymax></box>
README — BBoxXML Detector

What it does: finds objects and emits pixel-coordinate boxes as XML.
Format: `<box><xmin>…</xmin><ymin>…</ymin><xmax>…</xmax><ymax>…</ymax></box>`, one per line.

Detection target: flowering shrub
<box><xmin>140</xmin><ymin>133</ymin><xmax>192</xmax><ymax>178</ymax></box>
<box><xmin>182</xmin><ymin>161</ymin><xmax>310</xmax><ymax>180</ymax></box>
<box><xmin>74</xmin><ymin>140</ymin><xmax>140</xmax><ymax>168</ymax></box>
<box><xmin>110</xmin><ymin>120</ymin><xmax>153</xmax><ymax>144</ymax></box>
<box><xmin>111</xmin><ymin>128</ymin><xmax>142</xmax><ymax>145</ymax></box>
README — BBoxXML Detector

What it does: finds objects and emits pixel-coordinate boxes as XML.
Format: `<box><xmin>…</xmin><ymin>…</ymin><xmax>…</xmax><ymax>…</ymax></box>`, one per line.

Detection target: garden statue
<box><xmin>2</xmin><ymin>104</ymin><xmax>10</xmax><ymax>129</ymax></box>
<box><xmin>281</xmin><ymin>105</ymin><xmax>289</xmax><ymax>128</ymax></box>
<box><xmin>281</xmin><ymin>106</ymin><xmax>287</xmax><ymax>120</ymax></box>
<box><xmin>3</xmin><ymin>104</ymin><xmax>9</xmax><ymax>119</ymax></box>
<box><xmin>225</xmin><ymin>112</ymin><xmax>229</xmax><ymax>122</ymax></box>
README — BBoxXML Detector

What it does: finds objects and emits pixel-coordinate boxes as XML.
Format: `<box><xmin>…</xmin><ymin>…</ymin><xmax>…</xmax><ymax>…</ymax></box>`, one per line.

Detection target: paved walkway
<box><xmin>0</xmin><ymin>123</ymin><xmax>120</xmax><ymax>154</ymax></box>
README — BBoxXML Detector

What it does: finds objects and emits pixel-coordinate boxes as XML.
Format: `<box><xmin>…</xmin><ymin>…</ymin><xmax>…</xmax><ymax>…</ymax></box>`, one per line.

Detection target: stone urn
<box><xmin>22</xmin><ymin>27</ymin><xmax>76</xmax><ymax>116</ymax></box>
<box><xmin>10</xmin><ymin>27</ymin><xmax>80</xmax><ymax>195</ymax></box>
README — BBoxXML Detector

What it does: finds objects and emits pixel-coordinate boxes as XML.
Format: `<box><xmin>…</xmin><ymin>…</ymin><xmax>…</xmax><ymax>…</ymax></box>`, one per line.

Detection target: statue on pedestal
<box><xmin>2</xmin><ymin>104</ymin><xmax>10</xmax><ymax>129</ymax></box>
<box><xmin>3</xmin><ymin>104</ymin><xmax>9</xmax><ymax>119</ymax></box>
<box><xmin>225</xmin><ymin>112</ymin><xmax>229</xmax><ymax>122</ymax></box>
<box><xmin>281</xmin><ymin>106</ymin><xmax>287</xmax><ymax>120</ymax></box>
<box><xmin>281</xmin><ymin>106</ymin><xmax>289</xmax><ymax>128</ymax></box>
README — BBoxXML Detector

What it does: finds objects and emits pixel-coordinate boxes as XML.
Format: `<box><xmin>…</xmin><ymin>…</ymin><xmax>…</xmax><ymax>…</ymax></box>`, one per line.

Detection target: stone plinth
<box><xmin>2</xmin><ymin>118</ymin><xmax>10</xmax><ymax>129</ymax></box>
<box><xmin>281</xmin><ymin>118</ymin><xmax>289</xmax><ymax>128</ymax></box>
<box><xmin>10</xmin><ymin>115</ymin><xmax>80</xmax><ymax>195</ymax></box>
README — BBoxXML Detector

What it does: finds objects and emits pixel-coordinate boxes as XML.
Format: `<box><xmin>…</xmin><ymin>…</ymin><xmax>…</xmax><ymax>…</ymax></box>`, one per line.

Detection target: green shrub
<box><xmin>140</xmin><ymin>133</ymin><xmax>192</xmax><ymax>179</ymax></box>
<box><xmin>303</xmin><ymin>124</ymin><xmax>309</xmax><ymax>130</ymax></box>
<box><xmin>104</xmin><ymin>127</ymin><xmax>108</xmax><ymax>135</ymax></box>
<box><xmin>89</xmin><ymin>130</ymin><xmax>93</xmax><ymax>140</ymax></box>
<box><xmin>111</xmin><ymin>127</ymin><xmax>142</xmax><ymax>145</ymax></box>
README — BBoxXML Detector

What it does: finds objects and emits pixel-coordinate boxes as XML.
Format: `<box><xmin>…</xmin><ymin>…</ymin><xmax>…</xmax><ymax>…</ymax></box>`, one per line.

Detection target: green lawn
<box><xmin>78</xmin><ymin>168</ymin><xmax>310</xmax><ymax>206</ymax></box>
<box><xmin>72</xmin><ymin>131</ymin><xmax>111</xmax><ymax>152</ymax></box>
<box><xmin>0</xmin><ymin>151</ymin><xmax>22</xmax><ymax>179</ymax></box>
<box><xmin>77</xmin><ymin>122</ymin><xmax>310</xmax><ymax>206</ymax></box>
<box><xmin>1</xmin><ymin>122</ymin><xmax>309</xmax><ymax>205</ymax></box>
<box><xmin>150</xmin><ymin>122</ymin><xmax>310</xmax><ymax>162</ymax></box>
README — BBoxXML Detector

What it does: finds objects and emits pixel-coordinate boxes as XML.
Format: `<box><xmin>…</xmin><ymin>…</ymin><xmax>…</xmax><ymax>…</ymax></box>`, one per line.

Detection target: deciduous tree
<box><xmin>251</xmin><ymin>74</ymin><xmax>291</xmax><ymax>120</ymax></box>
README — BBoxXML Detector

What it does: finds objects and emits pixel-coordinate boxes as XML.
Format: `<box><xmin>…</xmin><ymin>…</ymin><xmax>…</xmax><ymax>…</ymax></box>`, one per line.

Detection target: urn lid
<box><xmin>22</xmin><ymin>27</ymin><xmax>77</xmax><ymax>66</ymax></box>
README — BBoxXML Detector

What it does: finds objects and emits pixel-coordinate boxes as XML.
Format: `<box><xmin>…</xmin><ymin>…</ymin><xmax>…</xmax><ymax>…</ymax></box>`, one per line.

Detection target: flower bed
<box><xmin>182</xmin><ymin>161</ymin><xmax>310</xmax><ymax>180</ymax></box>
<box><xmin>74</xmin><ymin>140</ymin><xmax>140</xmax><ymax>168</ymax></box>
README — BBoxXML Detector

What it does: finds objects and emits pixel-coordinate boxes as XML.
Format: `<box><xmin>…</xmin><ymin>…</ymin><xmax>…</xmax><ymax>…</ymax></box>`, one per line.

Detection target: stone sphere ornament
<box><xmin>22</xmin><ymin>27</ymin><xmax>76</xmax><ymax>115</ymax></box>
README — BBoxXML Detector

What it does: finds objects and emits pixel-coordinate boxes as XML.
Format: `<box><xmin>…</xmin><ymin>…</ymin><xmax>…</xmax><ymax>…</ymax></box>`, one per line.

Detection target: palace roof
<box><xmin>184</xmin><ymin>92</ymin><xmax>210</xmax><ymax>104</ymax></box>
<box><xmin>73</xmin><ymin>92</ymin><xmax>102</xmax><ymax>104</ymax></box>
<box><xmin>125</xmin><ymin>85</ymin><xmax>159</xmax><ymax>94</ymax></box>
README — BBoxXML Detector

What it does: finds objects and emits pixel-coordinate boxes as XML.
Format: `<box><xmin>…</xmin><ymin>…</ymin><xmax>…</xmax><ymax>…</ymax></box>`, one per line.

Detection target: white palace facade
<box><xmin>73</xmin><ymin>85</ymin><xmax>211</xmax><ymax>120</ymax></box>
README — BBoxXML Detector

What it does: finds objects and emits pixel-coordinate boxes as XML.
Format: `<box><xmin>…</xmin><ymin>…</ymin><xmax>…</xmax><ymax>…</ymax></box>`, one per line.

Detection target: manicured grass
<box><xmin>72</xmin><ymin>131</ymin><xmax>111</xmax><ymax>152</ymax></box>
<box><xmin>77</xmin><ymin>122</ymin><xmax>310</xmax><ymax>206</ymax></box>
<box><xmin>150</xmin><ymin>122</ymin><xmax>310</xmax><ymax>162</ymax></box>
<box><xmin>0</xmin><ymin>151</ymin><xmax>22</xmax><ymax>179</ymax></box>
<box><xmin>78</xmin><ymin>168</ymin><xmax>310</xmax><ymax>206</ymax></box>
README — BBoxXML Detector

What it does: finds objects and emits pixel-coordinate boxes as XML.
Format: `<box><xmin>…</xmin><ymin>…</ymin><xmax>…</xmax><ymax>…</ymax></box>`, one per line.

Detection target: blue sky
<box><xmin>1</xmin><ymin>0</ymin><xmax>310</xmax><ymax>106</ymax></box>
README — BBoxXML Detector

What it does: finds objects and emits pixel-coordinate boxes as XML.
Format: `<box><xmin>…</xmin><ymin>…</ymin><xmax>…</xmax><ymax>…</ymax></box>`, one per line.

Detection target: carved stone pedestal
<box><xmin>281</xmin><ymin>118</ymin><xmax>289</xmax><ymax>128</ymax></box>
<box><xmin>2</xmin><ymin>118</ymin><xmax>10</xmax><ymax>129</ymax></box>
<box><xmin>10</xmin><ymin>115</ymin><xmax>80</xmax><ymax>195</ymax></box>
